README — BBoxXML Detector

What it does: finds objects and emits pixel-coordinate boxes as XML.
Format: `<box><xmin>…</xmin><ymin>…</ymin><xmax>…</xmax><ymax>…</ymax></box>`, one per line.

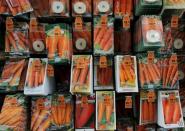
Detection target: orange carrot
<box><xmin>73</xmin><ymin>67</ymin><xmax>81</xmax><ymax>83</ymax></box>
<box><xmin>121</xmin><ymin>0</ymin><xmax>126</xmax><ymax>15</ymax></box>
<box><xmin>78</xmin><ymin>65</ymin><xmax>89</xmax><ymax>85</ymax></box>
<box><xmin>126</xmin><ymin>0</ymin><xmax>132</xmax><ymax>15</ymax></box>
<box><xmin>31</xmin><ymin>110</ymin><xmax>40</xmax><ymax>130</ymax></box>
<box><xmin>139</xmin><ymin>63</ymin><xmax>145</xmax><ymax>87</ymax></box>
<box><xmin>143</xmin><ymin>100</ymin><xmax>149</xmax><ymax>122</ymax></box>
<box><xmin>28</xmin><ymin>62</ymin><xmax>34</xmax><ymax>87</ymax></box>
<box><xmin>169</xmin><ymin>65</ymin><xmax>178</xmax><ymax>84</ymax></box>
<box><xmin>114</xmin><ymin>0</ymin><xmax>121</xmax><ymax>15</ymax></box>
<box><xmin>162</xmin><ymin>59</ymin><xmax>168</xmax><ymax>87</ymax></box>
<box><xmin>48</xmin><ymin>36</ymin><xmax>57</xmax><ymax>59</ymax></box>
<box><xmin>172</xmin><ymin>101</ymin><xmax>181</xmax><ymax>123</ymax></box>
<box><xmin>94</xmin><ymin>27</ymin><xmax>100</xmax><ymax>41</ymax></box>
<box><xmin>9</xmin><ymin>65</ymin><xmax>24</xmax><ymax>86</ymax></box>
<box><xmin>103</xmin><ymin>37</ymin><xmax>113</xmax><ymax>51</ymax></box>
<box><xmin>148</xmin><ymin>102</ymin><xmax>154</xmax><ymax>122</ymax></box>
<box><xmin>98</xmin><ymin>101</ymin><xmax>105</xmax><ymax>123</ymax></box>
<box><xmin>5</xmin><ymin>35</ymin><xmax>10</xmax><ymax>52</ymax></box>
<box><xmin>105</xmin><ymin>100</ymin><xmax>113</xmax><ymax>123</ymax></box>
<box><xmin>95</xmin><ymin>27</ymin><xmax>107</xmax><ymax>44</ymax></box>
<box><xmin>37</xmin><ymin>117</ymin><xmax>50</xmax><ymax>131</ymax></box>
<box><xmin>164</xmin><ymin>100</ymin><xmax>174</xmax><ymax>124</ymax></box>
<box><xmin>65</xmin><ymin>103</ymin><xmax>73</xmax><ymax>125</ymax></box>
<box><xmin>171</xmin><ymin>71</ymin><xmax>178</xmax><ymax>88</ymax></box>
<box><xmin>58</xmin><ymin>104</ymin><xmax>66</xmax><ymax>125</ymax></box>
<box><xmin>57</xmin><ymin>36</ymin><xmax>64</xmax><ymax>57</ymax></box>
<box><xmin>165</xmin><ymin>64</ymin><xmax>173</xmax><ymax>87</ymax></box>
<box><xmin>100</xmin><ymin>28</ymin><xmax>113</xmax><ymax>49</ymax></box>
<box><xmin>7</xmin><ymin>32</ymin><xmax>18</xmax><ymax>52</ymax></box>
<box><xmin>51</xmin><ymin>105</ymin><xmax>59</xmax><ymax>125</ymax></box>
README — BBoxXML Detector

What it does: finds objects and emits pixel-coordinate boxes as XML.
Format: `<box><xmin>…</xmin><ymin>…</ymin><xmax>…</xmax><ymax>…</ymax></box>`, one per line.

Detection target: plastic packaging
<box><xmin>5</xmin><ymin>17</ymin><xmax>30</xmax><ymax>54</ymax></box>
<box><xmin>73</xmin><ymin>18</ymin><xmax>92</xmax><ymax>53</ymax></box>
<box><xmin>115</xmin><ymin>55</ymin><xmax>138</xmax><ymax>92</ymax></box>
<box><xmin>161</xmin><ymin>53</ymin><xmax>179</xmax><ymax>89</ymax></box>
<box><xmin>96</xmin><ymin>91</ymin><xmax>116</xmax><ymax>130</ymax></box>
<box><xmin>135</xmin><ymin>0</ymin><xmax>162</xmax><ymax>16</ymax></box>
<box><xmin>31</xmin><ymin>96</ymin><xmax>51</xmax><ymax>131</ymax></box>
<box><xmin>24</xmin><ymin>58</ymin><xmax>55</xmax><ymax>95</ymax></box>
<box><xmin>29</xmin><ymin>18</ymin><xmax>46</xmax><ymax>54</ymax></box>
<box><xmin>94</xmin><ymin>16</ymin><xmax>114</xmax><ymax>55</ymax></box>
<box><xmin>94</xmin><ymin>56</ymin><xmax>113</xmax><ymax>90</ymax></box>
<box><xmin>114</xmin><ymin>0</ymin><xmax>133</xmax><ymax>17</ymax></box>
<box><xmin>75</xmin><ymin>94</ymin><xmax>95</xmax><ymax>129</ymax></box>
<box><xmin>6</xmin><ymin>0</ymin><xmax>33</xmax><ymax>16</ymax></box>
<box><xmin>134</xmin><ymin>15</ymin><xmax>164</xmax><ymax>52</ymax></box>
<box><xmin>50</xmin><ymin>94</ymin><xmax>74</xmax><ymax>130</ymax></box>
<box><xmin>93</xmin><ymin>0</ymin><xmax>113</xmax><ymax>16</ymax></box>
<box><xmin>158</xmin><ymin>90</ymin><xmax>184</xmax><ymax>128</ymax></box>
<box><xmin>30</xmin><ymin>0</ymin><xmax>49</xmax><ymax>17</ymax></box>
<box><xmin>70</xmin><ymin>55</ymin><xmax>93</xmax><ymax>95</ymax></box>
<box><xmin>0</xmin><ymin>59</ymin><xmax>26</xmax><ymax>91</ymax></box>
<box><xmin>0</xmin><ymin>94</ymin><xmax>27</xmax><ymax>131</ymax></box>
<box><xmin>138</xmin><ymin>51</ymin><xmax>161</xmax><ymax>89</ymax></box>
<box><xmin>72</xmin><ymin>0</ymin><xmax>92</xmax><ymax>17</ymax></box>
<box><xmin>114</xmin><ymin>19</ymin><xmax>132</xmax><ymax>54</ymax></box>
<box><xmin>0</xmin><ymin>0</ymin><xmax>11</xmax><ymax>15</ymax></box>
<box><xmin>139</xmin><ymin>90</ymin><xmax>157</xmax><ymax>125</ymax></box>
<box><xmin>161</xmin><ymin>0</ymin><xmax>185</xmax><ymax>19</ymax></box>
<box><xmin>45</xmin><ymin>24</ymin><xmax>72</xmax><ymax>64</ymax></box>
<box><xmin>49</xmin><ymin>0</ymin><xmax>70</xmax><ymax>17</ymax></box>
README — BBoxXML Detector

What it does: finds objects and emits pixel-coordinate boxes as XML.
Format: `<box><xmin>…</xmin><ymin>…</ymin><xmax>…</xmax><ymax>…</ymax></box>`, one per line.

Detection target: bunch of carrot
<box><xmin>97</xmin><ymin>93</ymin><xmax>115</xmax><ymax>130</ymax></box>
<box><xmin>73</xmin><ymin>29</ymin><xmax>91</xmax><ymax>52</ymax></box>
<box><xmin>138</xmin><ymin>60</ymin><xmax>161</xmax><ymax>88</ymax></box>
<box><xmin>161</xmin><ymin>56</ymin><xmax>178</xmax><ymax>88</ymax></box>
<box><xmin>114</xmin><ymin>0</ymin><xmax>133</xmax><ymax>16</ymax></box>
<box><xmin>0</xmin><ymin>0</ymin><xmax>11</xmax><ymax>14</ymax></box>
<box><xmin>5</xmin><ymin>31</ymin><xmax>29</xmax><ymax>53</ymax></box>
<box><xmin>30</xmin><ymin>0</ymin><xmax>49</xmax><ymax>17</ymax></box>
<box><xmin>0</xmin><ymin>94</ymin><xmax>27</xmax><ymax>131</ymax></box>
<box><xmin>94</xmin><ymin>26</ymin><xmax>113</xmax><ymax>52</ymax></box>
<box><xmin>46</xmin><ymin>25</ymin><xmax>72</xmax><ymax>61</ymax></box>
<box><xmin>0</xmin><ymin>59</ymin><xmax>25</xmax><ymax>89</ymax></box>
<box><xmin>31</xmin><ymin>98</ymin><xmax>51</xmax><ymax>131</ymax></box>
<box><xmin>120</xmin><ymin>57</ymin><xmax>136</xmax><ymax>87</ymax></box>
<box><xmin>162</xmin><ymin>98</ymin><xmax>181</xmax><ymax>124</ymax></box>
<box><xmin>51</xmin><ymin>95</ymin><xmax>73</xmax><ymax>128</ymax></box>
<box><xmin>72</xmin><ymin>0</ymin><xmax>91</xmax><ymax>16</ymax></box>
<box><xmin>26</xmin><ymin>59</ymin><xmax>46</xmax><ymax>88</ymax></box>
<box><xmin>6</xmin><ymin>0</ymin><xmax>33</xmax><ymax>16</ymax></box>
<box><xmin>97</xmin><ymin>66</ymin><xmax>112</xmax><ymax>86</ymax></box>
<box><xmin>141</xmin><ymin>100</ymin><xmax>156</xmax><ymax>124</ymax></box>
<box><xmin>93</xmin><ymin>0</ymin><xmax>113</xmax><ymax>15</ymax></box>
<box><xmin>49</xmin><ymin>0</ymin><xmax>70</xmax><ymax>16</ymax></box>
<box><xmin>75</xmin><ymin>96</ymin><xmax>95</xmax><ymax>128</ymax></box>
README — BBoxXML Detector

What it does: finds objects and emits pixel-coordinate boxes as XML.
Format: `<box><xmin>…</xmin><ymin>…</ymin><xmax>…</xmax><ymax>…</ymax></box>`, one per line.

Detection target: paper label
<box><xmin>75</xmin><ymin>16</ymin><xmax>83</xmax><ymax>30</ymax></box>
<box><xmin>125</xmin><ymin>96</ymin><xmax>132</xmax><ymax>109</ymax></box>
<box><xmin>123</xmin><ymin>15</ymin><xmax>130</xmax><ymax>29</ymax></box>
<box><xmin>147</xmin><ymin>51</ymin><xmax>155</xmax><ymax>64</ymax></box>
<box><xmin>147</xmin><ymin>90</ymin><xmax>156</xmax><ymax>102</ymax></box>
<box><xmin>99</xmin><ymin>56</ymin><xmax>107</xmax><ymax>68</ymax></box>
<box><xmin>101</xmin><ymin>15</ymin><xmax>108</xmax><ymax>27</ymax></box>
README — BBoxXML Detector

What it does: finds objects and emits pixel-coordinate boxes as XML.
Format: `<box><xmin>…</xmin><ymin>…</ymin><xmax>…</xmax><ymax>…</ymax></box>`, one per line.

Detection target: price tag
<box><xmin>125</xmin><ymin>96</ymin><xmax>132</xmax><ymax>109</ymax></box>
<box><xmin>147</xmin><ymin>51</ymin><xmax>155</xmax><ymax>64</ymax></box>
<box><xmin>147</xmin><ymin>90</ymin><xmax>156</xmax><ymax>102</ymax></box>
<box><xmin>6</xmin><ymin>17</ymin><xmax>14</xmax><ymax>31</ymax></box>
<box><xmin>169</xmin><ymin>93</ymin><xmax>176</xmax><ymax>103</ymax></box>
<box><xmin>30</xmin><ymin>18</ymin><xmax>38</xmax><ymax>32</ymax></box>
<box><xmin>81</xmin><ymin>96</ymin><xmax>88</xmax><ymax>107</ymax></box>
<box><xmin>123</xmin><ymin>15</ymin><xmax>130</xmax><ymax>29</ymax></box>
<box><xmin>47</xmin><ymin>64</ymin><xmax>54</xmax><ymax>77</ymax></box>
<box><xmin>101</xmin><ymin>15</ymin><xmax>108</xmax><ymax>27</ymax></box>
<box><xmin>171</xmin><ymin>16</ymin><xmax>179</xmax><ymax>29</ymax></box>
<box><xmin>169</xmin><ymin>54</ymin><xmax>177</xmax><ymax>65</ymax></box>
<box><xmin>34</xmin><ymin>60</ymin><xmax>42</xmax><ymax>72</ymax></box>
<box><xmin>99</xmin><ymin>56</ymin><xmax>107</xmax><ymax>68</ymax></box>
<box><xmin>75</xmin><ymin>16</ymin><xmax>83</xmax><ymax>30</ymax></box>
<box><xmin>58</xmin><ymin>96</ymin><xmax>66</xmax><ymax>108</ymax></box>
<box><xmin>103</xmin><ymin>94</ymin><xmax>111</xmax><ymax>106</ymax></box>
<box><xmin>36</xmin><ymin>98</ymin><xmax>45</xmax><ymax>110</ymax></box>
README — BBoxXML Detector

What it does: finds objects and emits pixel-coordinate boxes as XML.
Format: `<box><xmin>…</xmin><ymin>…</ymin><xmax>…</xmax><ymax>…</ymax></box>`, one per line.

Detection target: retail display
<box><xmin>0</xmin><ymin>0</ymin><xmax>185</xmax><ymax>130</ymax></box>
